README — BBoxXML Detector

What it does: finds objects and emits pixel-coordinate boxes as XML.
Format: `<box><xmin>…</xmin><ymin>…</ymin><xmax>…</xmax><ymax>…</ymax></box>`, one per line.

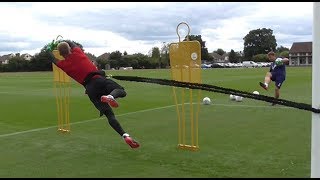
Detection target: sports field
<box><xmin>0</xmin><ymin>67</ymin><xmax>312</xmax><ymax>177</ymax></box>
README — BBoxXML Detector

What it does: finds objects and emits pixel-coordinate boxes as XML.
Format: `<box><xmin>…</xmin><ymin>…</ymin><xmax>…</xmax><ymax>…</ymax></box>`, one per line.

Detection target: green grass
<box><xmin>0</xmin><ymin>67</ymin><xmax>312</xmax><ymax>177</ymax></box>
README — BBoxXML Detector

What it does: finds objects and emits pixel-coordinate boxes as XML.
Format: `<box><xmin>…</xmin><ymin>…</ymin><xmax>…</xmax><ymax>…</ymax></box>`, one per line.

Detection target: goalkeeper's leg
<box><xmin>103</xmin><ymin>109</ymin><xmax>140</xmax><ymax>148</ymax></box>
<box><xmin>101</xmin><ymin>89</ymin><xmax>126</xmax><ymax>108</ymax></box>
<box><xmin>87</xmin><ymin>91</ymin><xmax>140</xmax><ymax>149</ymax></box>
<box><xmin>101</xmin><ymin>79</ymin><xmax>127</xmax><ymax>108</ymax></box>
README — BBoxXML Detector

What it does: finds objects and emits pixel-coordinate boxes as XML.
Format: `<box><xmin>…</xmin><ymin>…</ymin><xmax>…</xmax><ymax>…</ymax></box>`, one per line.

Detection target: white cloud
<box><xmin>0</xmin><ymin>2</ymin><xmax>314</xmax><ymax>56</ymax></box>
<box><xmin>202</xmin><ymin>16</ymin><xmax>252</xmax><ymax>52</ymax></box>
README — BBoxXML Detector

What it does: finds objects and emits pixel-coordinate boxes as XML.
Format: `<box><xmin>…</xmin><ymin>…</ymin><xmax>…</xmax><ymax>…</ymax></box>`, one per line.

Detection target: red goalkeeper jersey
<box><xmin>56</xmin><ymin>47</ymin><xmax>98</xmax><ymax>85</ymax></box>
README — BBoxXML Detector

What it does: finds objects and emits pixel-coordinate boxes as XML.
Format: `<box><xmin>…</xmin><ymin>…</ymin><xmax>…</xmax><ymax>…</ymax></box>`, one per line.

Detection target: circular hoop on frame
<box><xmin>176</xmin><ymin>22</ymin><xmax>190</xmax><ymax>42</ymax></box>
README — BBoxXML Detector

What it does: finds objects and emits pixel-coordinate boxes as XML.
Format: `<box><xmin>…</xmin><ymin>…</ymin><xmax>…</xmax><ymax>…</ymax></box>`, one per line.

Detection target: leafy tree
<box><xmin>151</xmin><ymin>47</ymin><xmax>161</xmax><ymax>68</ymax></box>
<box><xmin>184</xmin><ymin>35</ymin><xmax>209</xmax><ymax>60</ymax></box>
<box><xmin>7</xmin><ymin>56</ymin><xmax>28</xmax><ymax>72</ymax></box>
<box><xmin>96</xmin><ymin>58</ymin><xmax>108</xmax><ymax>70</ymax></box>
<box><xmin>279</xmin><ymin>50</ymin><xmax>289</xmax><ymax>58</ymax></box>
<box><xmin>117</xmin><ymin>58</ymin><xmax>129</xmax><ymax>68</ymax></box>
<box><xmin>214</xmin><ymin>48</ymin><xmax>226</xmax><ymax>56</ymax></box>
<box><xmin>109</xmin><ymin>51</ymin><xmax>122</xmax><ymax>61</ymax></box>
<box><xmin>228</xmin><ymin>49</ymin><xmax>237</xmax><ymax>63</ymax></box>
<box><xmin>122</xmin><ymin>55</ymin><xmax>138</xmax><ymax>69</ymax></box>
<box><xmin>108</xmin><ymin>59</ymin><xmax>118</xmax><ymax>69</ymax></box>
<box><xmin>276</xmin><ymin>46</ymin><xmax>289</xmax><ymax>53</ymax></box>
<box><xmin>128</xmin><ymin>53</ymin><xmax>151</xmax><ymax>69</ymax></box>
<box><xmin>243</xmin><ymin>28</ymin><xmax>277</xmax><ymax>60</ymax></box>
<box><xmin>29</xmin><ymin>51</ymin><xmax>53</xmax><ymax>71</ymax></box>
<box><xmin>252</xmin><ymin>54</ymin><xmax>268</xmax><ymax>62</ymax></box>
<box><xmin>151</xmin><ymin>47</ymin><xmax>160</xmax><ymax>59</ymax></box>
<box><xmin>85</xmin><ymin>52</ymin><xmax>97</xmax><ymax>62</ymax></box>
<box><xmin>123</xmin><ymin>51</ymin><xmax>128</xmax><ymax>56</ymax></box>
<box><xmin>160</xmin><ymin>42</ymin><xmax>170</xmax><ymax>68</ymax></box>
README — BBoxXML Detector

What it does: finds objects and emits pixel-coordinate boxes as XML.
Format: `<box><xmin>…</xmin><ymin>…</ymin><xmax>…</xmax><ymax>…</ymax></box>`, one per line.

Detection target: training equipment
<box><xmin>170</xmin><ymin>22</ymin><xmax>201</xmax><ymax>151</ymax></box>
<box><xmin>253</xmin><ymin>91</ymin><xmax>259</xmax><ymax>95</ymax></box>
<box><xmin>53</xmin><ymin>50</ymin><xmax>71</xmax><ymax>133</ymax></box>
<box><xmin>52</xmin><ymin>36</ymin><xmax>71</xmax><ymax>133</ymax></box>
<box><xmin>230</xmin><ymin>94</ymin><xmax>236</xmax><ymax>100</ymax></box>
<box><xmin>202</xmin><ymin>97</ymin><xmax>211</xmax><ymax>105</ymax></box>
<box><xmin>235</xmin><ymin>96</ymin><xmax>243</xmax><ymax>102</ymax></box>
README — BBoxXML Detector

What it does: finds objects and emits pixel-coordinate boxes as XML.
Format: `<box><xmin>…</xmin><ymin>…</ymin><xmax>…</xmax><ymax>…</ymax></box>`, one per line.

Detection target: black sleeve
<box><xmin>48</xmin><ymin>51</ymin><xmax>58</xmax><ymax>65</ymax></box>
<box><xmin>64</xmin><ymin>40</ymin><xmax>77</xmax><ymax>49</ymax></box>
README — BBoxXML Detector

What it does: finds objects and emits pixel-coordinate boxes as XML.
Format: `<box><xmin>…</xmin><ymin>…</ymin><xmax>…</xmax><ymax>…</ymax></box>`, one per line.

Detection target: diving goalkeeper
<box><xmin>47</xmin><ymin>40</ymin><xmax>140</xmax><ymax>149</ymax></box>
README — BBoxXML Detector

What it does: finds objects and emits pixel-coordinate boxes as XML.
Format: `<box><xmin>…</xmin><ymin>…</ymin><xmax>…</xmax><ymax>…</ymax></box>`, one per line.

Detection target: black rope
<box><xmin>111</xmin><ymin>75</ymin><xmax>320</xmax><ymax>114</ymax></box>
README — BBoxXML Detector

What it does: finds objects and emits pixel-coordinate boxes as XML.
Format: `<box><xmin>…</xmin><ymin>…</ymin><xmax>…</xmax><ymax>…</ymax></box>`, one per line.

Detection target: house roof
<box><xmin>210</xmin><ymin>52</ymin><xmax>222</xmax><ymax>59</ymax></box>
<box><xmin>21</xmin><ymin>53</ymin><xmax>33</xmax><ymax>59</ymax></box>
<box><xmin>0</xmin><ymin>54</ymin><xmax>11</xmax><ymax>62</ymax></box>
<box><xmin>289</xmin><ymin>42</ymin><xmax>312</xmax><ymax>53</ymax></box>
<box><xmin>221</xmin><ymin>53</ymin><xmax>228</xmax><ymax>58</ymax></box>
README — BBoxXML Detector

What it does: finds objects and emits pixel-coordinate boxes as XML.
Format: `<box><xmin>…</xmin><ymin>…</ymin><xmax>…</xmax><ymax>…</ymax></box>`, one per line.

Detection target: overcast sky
<box><xmin>0</xmin><ymin>2</ymin><xmax>314</xmax><ymax>57</ymax></box>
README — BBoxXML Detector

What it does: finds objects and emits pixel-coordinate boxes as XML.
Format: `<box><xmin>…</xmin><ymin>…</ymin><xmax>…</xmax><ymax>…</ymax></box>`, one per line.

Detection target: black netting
<box><xmin>111</xmin><ymin>75</ymin><xmax>320</xmax><ymax>114</ymax></box>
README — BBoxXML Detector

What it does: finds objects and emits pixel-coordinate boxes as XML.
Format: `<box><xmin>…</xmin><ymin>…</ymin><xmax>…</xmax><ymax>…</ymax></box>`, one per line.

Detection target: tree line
<box><xmin>0</xmin><ymin>27</ymin><xmax>290</xmax><ymax>72</ymax></box>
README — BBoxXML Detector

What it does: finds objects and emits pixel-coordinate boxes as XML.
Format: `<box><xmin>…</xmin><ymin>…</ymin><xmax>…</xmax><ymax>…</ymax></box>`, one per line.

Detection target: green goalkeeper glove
<box><xmin>275</xmin><ymin>58</ymin><xmax>283</xmax><ymax>66</ymax></box>
<box><xmin>46</xmin><ymin>40</ymin><xmax>59</xmax><ymax>52</ymax></box>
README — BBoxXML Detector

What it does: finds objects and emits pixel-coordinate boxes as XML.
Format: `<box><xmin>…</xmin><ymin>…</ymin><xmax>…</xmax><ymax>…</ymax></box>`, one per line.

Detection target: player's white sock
<box><xmin>264</xmin><ymin>83</ymin><xmax>268</xmax><ymax>87</ymax></box>
<box><xmin>107</xmin><ymin>94</ymin><xmax>114</xmax><ymax>99</ymax></box>
<box><xmin>122</xmin><ymin>133</ymin><xmax>130</xmax><ymax>138</ymax></box>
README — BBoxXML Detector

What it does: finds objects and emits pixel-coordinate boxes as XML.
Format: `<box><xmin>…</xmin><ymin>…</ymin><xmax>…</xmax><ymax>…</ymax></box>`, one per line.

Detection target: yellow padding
<box><xmin>52</xmin><ymin>50</ymin><xmax>71</xmax><ymax>83</ymax></box>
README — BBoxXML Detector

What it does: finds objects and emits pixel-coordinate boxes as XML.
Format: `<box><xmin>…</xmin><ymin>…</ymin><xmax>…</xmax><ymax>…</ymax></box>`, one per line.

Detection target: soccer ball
<box><xmin>253</xmin><ymin>91</ymin><xmax>259</xmax><ymax>95</ymax></box>
<box><xmin>235</xmin><ymin>96</ymin><xmax>243</xmax><ymax>102</ymax></box>
<box><xmin>230</xmin><ymin>94</ymin><xmax>236</xmax><ymax>101</ymax></box>
<box><xmin>203</xmin><ymin>97</ymin><xmax>211</xmax><ymax>105</ymax></box>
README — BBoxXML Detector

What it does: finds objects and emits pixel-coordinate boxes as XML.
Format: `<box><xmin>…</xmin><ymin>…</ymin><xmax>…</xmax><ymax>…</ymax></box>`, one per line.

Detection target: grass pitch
<box><xmin>0</xmin><ymin>67</ymin><xmax>312</xmax><ymax>177</ymax></box>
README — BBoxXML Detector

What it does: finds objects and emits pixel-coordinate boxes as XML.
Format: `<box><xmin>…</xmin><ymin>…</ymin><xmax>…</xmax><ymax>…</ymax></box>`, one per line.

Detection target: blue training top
<box><xmin>269</xmin><ymin>58</ymin><xmax>286</xmax><ymax>78</ymax></box>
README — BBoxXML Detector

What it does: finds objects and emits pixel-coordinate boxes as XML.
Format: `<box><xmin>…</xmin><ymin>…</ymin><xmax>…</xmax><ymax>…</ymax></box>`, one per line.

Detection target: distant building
<box><xmin>0</xmin><ymin>53</ymin><xmax>33</xmax><ymax>64</ymax></box>
<box><xmin>209</xmin><ymin>52</ymin><xmax>229</xmax><ymax>63</ymax></box>
<box><xmin>21</xmin><ymin>53</ymin><xmax>33</xmax><ymax>61</ymax></box>
<box><xmin>289</xmin><ymin>42</ymin><xmax>312</xmax><ymax>66</ymax></box>
<box><xmin>0</xmin><ymin>53</ymin><xmax>15</xmax><ymax>64</ymax></box>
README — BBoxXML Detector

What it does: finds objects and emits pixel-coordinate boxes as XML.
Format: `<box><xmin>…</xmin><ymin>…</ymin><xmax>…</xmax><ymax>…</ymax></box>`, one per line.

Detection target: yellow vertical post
<box><xmin>52</xmin><ymin>50</ymin><xmax>71</xmax><ymax>133</ymax></box>
<box><xmin>169</xmin><ymin>22</ymin><xmax>202</xmax><ymax>151</ymax></box>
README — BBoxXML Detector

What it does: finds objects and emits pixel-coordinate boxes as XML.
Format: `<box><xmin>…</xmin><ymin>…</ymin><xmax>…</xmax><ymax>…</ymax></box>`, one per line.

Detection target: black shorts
<box><xmin>271</xmin><ymin>73</ymin><xmax>285</xmax><ymax>89</ymax></box>
<box><xmin>85</xmin><ymin>77</ymin><xmax>124</xmax><ymax>113</ymax></box>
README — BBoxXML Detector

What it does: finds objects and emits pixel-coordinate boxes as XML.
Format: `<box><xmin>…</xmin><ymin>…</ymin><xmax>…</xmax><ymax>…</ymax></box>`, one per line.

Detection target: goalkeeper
<box><xmin>259</xmin><ymin>51</ymin><xmax>289</xmax><ymax>105</ymax></box>
<box><xmin>46</xmin><ymin>39</ymin><xmax>140</xmax><ymax>149</ymax></box>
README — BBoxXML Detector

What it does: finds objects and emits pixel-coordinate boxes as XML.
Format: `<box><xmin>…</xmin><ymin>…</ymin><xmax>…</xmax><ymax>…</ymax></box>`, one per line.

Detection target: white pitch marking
<box><xmin>0</xmin><ymin>103</ymin><xmax>294</xmax><ymax>138</ymax></box>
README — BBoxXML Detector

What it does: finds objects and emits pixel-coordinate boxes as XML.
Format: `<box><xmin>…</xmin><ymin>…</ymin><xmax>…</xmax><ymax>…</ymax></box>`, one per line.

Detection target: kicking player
<box><xmin>259</xmin><ymin>51</ymin><xmax>289</xmax><ymax>105</ymax></box>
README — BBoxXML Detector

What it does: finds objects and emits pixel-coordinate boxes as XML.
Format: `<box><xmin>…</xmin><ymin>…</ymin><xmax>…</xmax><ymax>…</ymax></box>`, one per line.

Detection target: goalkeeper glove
<box><xmin>275</xmin><ymin>58</ymin><xmax>283</xmax><ymax>66</ymax></box>
<box><xmin>46</xmin><ymin>40</ymin><xmax>59</xmax><ymax>52</ymax></box>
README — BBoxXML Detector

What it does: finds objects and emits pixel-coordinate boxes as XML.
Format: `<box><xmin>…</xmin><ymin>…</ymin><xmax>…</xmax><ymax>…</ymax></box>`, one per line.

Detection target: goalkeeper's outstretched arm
<box><xmin>48</xmin><ymin>50</ymin><xmax>58</xmax><ymax>65</ymax></box>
